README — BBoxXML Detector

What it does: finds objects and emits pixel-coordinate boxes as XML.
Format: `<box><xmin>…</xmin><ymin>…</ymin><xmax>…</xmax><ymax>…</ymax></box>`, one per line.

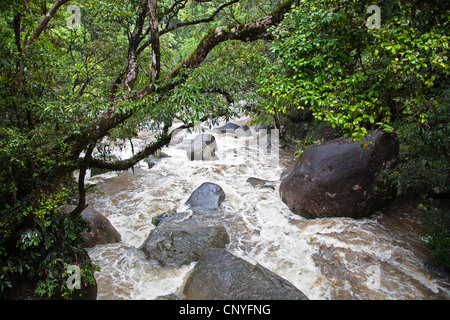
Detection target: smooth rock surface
<box><xmin>184</xmin><ymin>248</ymin><xmax>309</xmax><ymax>300</ymax></box>
<box><xmin>279</xmin><ymin>131</ymin><xmax>399</xmax><ymax>219</ymax></box>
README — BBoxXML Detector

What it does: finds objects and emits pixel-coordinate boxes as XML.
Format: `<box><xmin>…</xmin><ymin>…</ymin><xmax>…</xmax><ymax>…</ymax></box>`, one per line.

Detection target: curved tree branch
<box><xmin>27</xmin><ymin>0</ymin><xmax>72</xmax><ymax>48</ymax></box>
<box><xmin>137</xmin><ymin>0</ymin><xmax>295</xmax><ymax>98</ymax></box>
<box><xmin>60</xmin><ymin>0</ymin><xmax>295</xmax><ymax>176</ymax></box>
<box><xmin>137</xmin><ymin>0</ymin><xmax>239</xmax><ymax>56</ymax></box>
<box><xmin>87</xmin><ymin>88</ymin><xmax>233</xmax><ymax>172</ymax></box>
<box><xmin>70</xmin><ymin>143</ymin><xmax>95</xmax><ymax>218</ymax></box>
<box><xmin>160</xmin><ymin>0</ymin><xmax>239</xmax><ymax>36</ymax></box>
<box><xmin>88</xmin><ymin>123</ymin><xmax>173</xmax><ymax>171</ymax></box>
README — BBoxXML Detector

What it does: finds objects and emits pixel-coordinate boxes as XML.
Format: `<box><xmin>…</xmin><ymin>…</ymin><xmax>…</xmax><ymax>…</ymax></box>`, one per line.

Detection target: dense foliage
<box><xmin>0</xmin><ymin>0</ymin><xmax>292</xmax><ymax>298</ymax></box>
<box><xmin>258</xmin><ymin>0</ymin><xmax>449</xmax><ymax>140</ymax></box>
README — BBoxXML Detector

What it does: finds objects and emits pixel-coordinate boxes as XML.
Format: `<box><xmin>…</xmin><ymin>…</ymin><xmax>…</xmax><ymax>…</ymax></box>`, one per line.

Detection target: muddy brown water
<box><xmin>85</xmin><ymin>117</ymin><xmax>449</xmax><ymax>300</ymax></box>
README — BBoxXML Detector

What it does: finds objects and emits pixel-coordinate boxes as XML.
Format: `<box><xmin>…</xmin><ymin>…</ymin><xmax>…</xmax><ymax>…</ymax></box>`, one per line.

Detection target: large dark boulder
<box><xmin>279</xmin><ymin>131</ymin><xmax>399</xmax><ymax>219</ymax></box>
<box><xmin>139</xmin><ymin>218</ymin><xmax>230</xmax><ymax>268</ymax></box>
<box><xmin>61</xmin><ymin>205</ymin><xmax>121</xmax><ymax>248</ymax></box>
<box><xmin>185</xmin><ymin>182</ymin><xmax>225</xmax><ymax>210</ymax></box>
<box><xmin>187</xmin><ymin>134</ymin><xmax>218</xmax><ymax>161</ymax></box>
<box><xmin>183</xmin><ymin>248</ymin><xmax>309</xmax><ymax>300</ymax></box>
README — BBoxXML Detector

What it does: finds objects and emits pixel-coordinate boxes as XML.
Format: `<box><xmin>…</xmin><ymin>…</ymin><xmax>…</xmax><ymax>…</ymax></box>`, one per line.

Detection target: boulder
<box><xmin>61</xmin><ymin>205</ymin><xmax>121</xmax><ymax>248</ymax></box>
<box><xmin>185</xmin><ymin>182</ymin><xmax>225</xmax><ymax>210</ymax></box>
<box><xmin>279</xmin><ymin>131</ymin><xmax>399</xmax><ymax>219</ymax></box>
<box><xmin>213</xmin><ymin>122</ymin><xmax>240</xmax><ymax>134</ymax></box>
<box><xmin>187</xmin><ymin>134</ymin><xmax>218</xmax><ymax>161</ymax></box>
<box><xmin>213</xmin><ymin>123</ymin><xmax>252</xmax><ymax>138</ymax></box>
<box><xmin>151</xmin><ymin>209</ymin><xmax>179</xmax><ymax>226</ymax></box>
<box><xmin>144</xmin><ymin>152</ymin><xmax>169</xmax><ymax>169</ymax></box>
<box><xmin>254</xmin><ymin>123</ymin><xmax>274</xmax><ymax>131</ymax></box>
<box><xmin>246</xmin><ymin>177</ymin><xmax>276</xmax><ymax>190</ymax></box>
<box><xmin>183</xmin><ymin>248</ymin><xmax>309</xmax><ymax>300</ymax></box>
<box><xmin>235</xmin><ymin>125</ymin><xmax>252</xmax><ymax>137</ymax></box>
<box><xmin>139</xmin><ymin>219</ymin><xmax>230</xmax><ymax>268</ymax></box>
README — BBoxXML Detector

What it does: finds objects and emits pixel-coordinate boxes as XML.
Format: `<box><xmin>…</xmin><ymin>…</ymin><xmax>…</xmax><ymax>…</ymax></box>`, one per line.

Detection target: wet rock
<box><xmin>246</xmin><ymin>177</ymin><xmax>276</xmax><ymax>190</ymax></box>
<box><xmin>235</xmin><ymin>125</ymin><xmax>252</xmax><ymax>137</ymax></box>
<box><xmin>152</xmin><ymin>209</ymin><xmax>179</xmax><ymax>226</ymax></box>
<box><xmin>61</xmin><ymin>205</ymin><xmax>121</xmax><ymax>248</ymax></box>
<box><xmin>155</xmin><ymin>293</ymin><xmax>180</xmax><ymax>300</ymax></box>
<box><xmin>213</xmin><ymin>123</ymin><xmax>252</xmax><ymax>138</ymax></box>
<box><xmin>183</xmin><ymin>248</ymin><xmax>309</xmax><ymax>300</ymax></box>
<box><xmin>144</xmin><ymin>152</ymin><xmax>169</xmax><ymax>169</ymax></box>
<box><xmin>139</xmin><ymin>219</ymin><xmax>230</xmax><ymax>268</ymax></box>
<box><xmin>213</xmin><ymin>122</ymin><xmax>240</xmax><ymax>134</ymax></box>
<box><xmin>185</xmin><ymin>182</ymin><xmax>225</xmax><ymax>210</ymax></box>
<box><xmin>255</xmin><ymin>123</ymin><xmax>274</xmax><ymax>131</ymax></box>
<box><xmin>279</xmin><ymin>131</ymin><xmax>399</xmax><ymax>219</ymax></box>
<box><xmin>187</xmin><ymin>134</ymin><xmax>218</xmax><ymax>161</ymax></box>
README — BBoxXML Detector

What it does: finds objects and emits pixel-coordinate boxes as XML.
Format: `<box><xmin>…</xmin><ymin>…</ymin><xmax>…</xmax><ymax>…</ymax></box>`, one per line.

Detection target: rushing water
<box><xmin>85</xmin><ymin>116</ymin><xmax>450</xmax><ymax>300</ymax></box>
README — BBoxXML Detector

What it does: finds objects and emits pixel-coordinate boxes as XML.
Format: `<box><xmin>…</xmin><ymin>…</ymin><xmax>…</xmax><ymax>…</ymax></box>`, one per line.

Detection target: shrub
<box><xmin>0</xmin><ymin>188</ymin><xmax>99</xmax><ymax>299</ymax></box>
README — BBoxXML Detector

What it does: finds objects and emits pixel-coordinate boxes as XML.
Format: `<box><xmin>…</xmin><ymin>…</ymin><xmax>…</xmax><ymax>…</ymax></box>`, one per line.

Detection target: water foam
<box><xmin>86</xmin><ymin>117</ymin><xmax>450</xmax><ymax>300</ymax></box>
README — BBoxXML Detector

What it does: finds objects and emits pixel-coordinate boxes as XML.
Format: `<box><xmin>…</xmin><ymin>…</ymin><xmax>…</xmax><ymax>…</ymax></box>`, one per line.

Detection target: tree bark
<box><xmin>148</xmin><ymin>0</ymin><xmax>161</xmax><ymax>82</ymax></box>
<box><xmin>27</xmin><ymin>0</ymin><xmax>72</xmax><ymax>48</ymax></box>
<box><xmin>70</xmin><ymin>143</ymin><xmax>95</xmax><ymax>218</ymax></box>
<box><xmin>124</xmin><ymin>0</ymin><xmax>148</xmax><ymax>92</ymax></box>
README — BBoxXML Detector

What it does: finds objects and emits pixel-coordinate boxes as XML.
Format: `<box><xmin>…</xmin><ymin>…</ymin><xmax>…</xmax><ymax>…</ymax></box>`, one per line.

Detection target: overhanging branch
<box><xmin>87</xmin><ymin>123</ymin><xmax>185</xmax><ymax>171</ymax></box>
<box><xmin>160</xmin><ymin>0</ymin><xmax>239</xmax><ymax>35</ymax></box>
<box><xmin>27</xmin><ymin>0</ymin><xmax>72</xmax><ymax>48</ymax></box>
<box><xmin>137</xmin><ymin>0</ymin><xmax>296</xmax><ymax>99</ymax></box>
<box><xmin>62</xmin><ymin>0</ymin><xmax>295</xmax><ymax>169</ymax></box>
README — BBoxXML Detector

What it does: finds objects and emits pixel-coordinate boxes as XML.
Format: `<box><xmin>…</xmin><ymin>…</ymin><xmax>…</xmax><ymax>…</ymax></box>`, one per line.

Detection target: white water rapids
<box><xmin>85</xmin><ymin>116</ymin><xmax>450</xmax><ymax>300</ymax></box>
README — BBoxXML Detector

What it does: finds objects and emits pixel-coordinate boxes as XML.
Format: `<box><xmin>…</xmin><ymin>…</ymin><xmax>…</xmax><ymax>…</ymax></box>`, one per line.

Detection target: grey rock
<box><xmin>185</xmin><ymin>182</ymin><xmax>225</xmax><ymax>210</ymax></box>
<box><xmin>235</xmin><ymin>125</ymin><xmax>252</xmax><ymax>137</ymax></box>
<box><xmin>246</xmin><ymin>177</ymin><xmax>276</xmax><ymax>190</ymax></box>
<box><xmin>183</xmin><ymin>248</ymin><xmax>309</xmax><ymax>300</ymax></box>
<box><xmin>152</xmin><ymin>209</ymin><xmax>179</xmax><ymax>226</ymax></box>
<box><xmin>144</xmin><ymin>152</ymin><xmax>169</xmax><ymax>169</ymax></box>
<box><xmin>187</xmin><ymin>134</ymin><xmax>218</xmax><ymax>161</ymax></box>
<box><xmin>61</xmin><ymin>205</ymin><xmax>121</xmax><ymax>248</ymax></box>
<box><xmin>139</xmin><ymin>219</ymin><xmax>230</xmax><ymax>268</ymax></box>
<box><xmin>213</xmin><ymin>122</ymin><xmax>240</xmax><ymax>134</ymax></box>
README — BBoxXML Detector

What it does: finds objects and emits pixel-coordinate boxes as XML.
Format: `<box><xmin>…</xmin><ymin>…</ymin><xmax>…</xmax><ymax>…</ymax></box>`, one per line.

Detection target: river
<box><xmin>85</xmin><ymin>116</ymin><xmax>450</xmax><ymax>300</ymax></box>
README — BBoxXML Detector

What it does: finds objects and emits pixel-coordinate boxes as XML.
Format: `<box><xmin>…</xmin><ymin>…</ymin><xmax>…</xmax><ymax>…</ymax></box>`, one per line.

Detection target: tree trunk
<box><xmin>148</xmin><ymin>0</ymin><xmax>161</xmax><ymax>82</ymax></box>
<box><xmin>124</xmin><ymin>0</ymin><xmax>148</xmax><ymax>92</ymax></box>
